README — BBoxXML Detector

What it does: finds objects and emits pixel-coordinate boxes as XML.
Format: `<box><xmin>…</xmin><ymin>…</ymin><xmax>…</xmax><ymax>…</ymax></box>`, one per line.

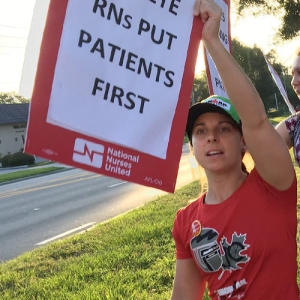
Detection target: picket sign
<box><xmin>264</xmin><ymin>55</ymin><xmax>296</xmax><ymax>114</ymax></box>
<box><xmin>204</xmin><ymin>0</ymin><xmax>231</xmax><ymax>98</ymax></box>
<box><xmin>25</xmin><ymin>0</ymin><xmax>203</xmax><ymax>193</ymax></box>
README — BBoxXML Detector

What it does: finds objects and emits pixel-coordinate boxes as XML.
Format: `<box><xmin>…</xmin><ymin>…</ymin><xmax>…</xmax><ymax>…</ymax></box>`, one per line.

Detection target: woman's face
<box><xmin>191</xmin><ymin>112</ymin><xmax>245</xmax><ymax>173</ymax></box>
<box><xmin>291</xmin><ymin>55</ymin><xmax>300</xmax><ymax>99</ymax></box>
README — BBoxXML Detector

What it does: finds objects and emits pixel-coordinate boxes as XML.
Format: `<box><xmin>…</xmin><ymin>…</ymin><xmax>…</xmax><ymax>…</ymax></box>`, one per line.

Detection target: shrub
<box><xmin>9</xmin><ymin>152</ymin><xmax>35</xmax><ymax>167</ymax></box>
<box><xmin>2</xmin><ymin>154</ymin><xmax>12</xmax><ymax>167</ymax></box>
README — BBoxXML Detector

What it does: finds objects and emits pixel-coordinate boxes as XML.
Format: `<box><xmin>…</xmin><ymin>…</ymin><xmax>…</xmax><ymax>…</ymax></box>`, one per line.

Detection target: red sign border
<box><xmin>25</xmin><ymin>0</ymin><xmax>203</xmax><ymax>193</ymax></box>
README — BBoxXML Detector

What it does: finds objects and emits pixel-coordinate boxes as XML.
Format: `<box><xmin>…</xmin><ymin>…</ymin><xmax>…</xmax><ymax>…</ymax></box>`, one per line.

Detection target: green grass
<box><xmin>0</xmin><ymin>181</ymin><xmax>202</xmax><ymax>300</ymax></box>
<box><xmin>0</xmin><ymin>153</ymin><xmax>300</xmax><ymax>299</ymax></box>
<box><xmin>0</xmin><ymin>167</ymin><xmax>64</xmax><ymax>183</ymax></box>
<box><xmin>183</xmin><ymin>134</ymin><xmax>189</xmax><ymax>144</ymax></box>
<box><xmin>268</xmin><ymin>113</ymin><xmax>290</xmax><ymax>126</ymax></box>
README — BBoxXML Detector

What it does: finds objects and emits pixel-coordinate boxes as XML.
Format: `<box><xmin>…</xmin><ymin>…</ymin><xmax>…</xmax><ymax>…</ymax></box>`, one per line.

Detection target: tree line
<box><xmin>236</xmin><ymin>0</ymin><xmax>299</xmax><ymax>41</ymax></box>
<box><xmin>191</xmin><ymin>39</ymin><xmax>298</xmax><ymax>115</ymax></box>
<box><xmin>0</xmin><ymin>92</ymin><xmax>29</xmax><ymax>104</ymax></box>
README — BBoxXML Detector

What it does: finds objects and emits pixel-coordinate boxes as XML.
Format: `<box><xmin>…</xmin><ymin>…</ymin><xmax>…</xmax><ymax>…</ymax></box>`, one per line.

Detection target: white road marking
<box><xmin>108</xmin><ymin>181</ymin><xmax>127</xmax><ymax>188</ymax></box>
<box><xmin>35</xmin><ymin>222</ymin><xmax>96</xmax><ymax>246</ymax></box>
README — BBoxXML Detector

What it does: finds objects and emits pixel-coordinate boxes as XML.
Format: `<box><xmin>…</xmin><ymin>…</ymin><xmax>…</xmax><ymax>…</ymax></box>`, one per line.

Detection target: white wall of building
<box><xmin>0</xmin><ymin>123</ymin><xmax>27</xmax><ymax>157</ymax></box>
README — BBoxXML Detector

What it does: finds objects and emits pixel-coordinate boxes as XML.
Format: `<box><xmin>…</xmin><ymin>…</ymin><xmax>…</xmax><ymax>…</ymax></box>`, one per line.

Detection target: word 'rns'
<box><xmin>93</xmin><ymin>0</ymin><xmax>178</xmax><ymax>50</ymax></box>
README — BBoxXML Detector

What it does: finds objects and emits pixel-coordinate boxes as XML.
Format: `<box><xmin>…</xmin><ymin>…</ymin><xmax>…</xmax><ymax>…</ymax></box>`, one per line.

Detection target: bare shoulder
<box><xmin>275</xmin><ymin>112</ymin><xmax>300</xmax><ymax>149</ymax></box>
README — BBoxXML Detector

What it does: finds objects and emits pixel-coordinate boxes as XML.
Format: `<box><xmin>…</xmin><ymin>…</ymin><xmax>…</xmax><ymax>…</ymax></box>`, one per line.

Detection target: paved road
<box><xmin>0</xmin><ymin>144</ymin><xmax>199</xmax><ymax>262</ymax></box>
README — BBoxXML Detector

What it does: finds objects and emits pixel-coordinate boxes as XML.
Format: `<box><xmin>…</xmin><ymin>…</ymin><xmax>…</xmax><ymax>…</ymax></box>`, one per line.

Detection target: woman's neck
<box><xmin>204</xmin><ymin>170</ymin><xmax>247</xmax><ymax>205</ymax></box>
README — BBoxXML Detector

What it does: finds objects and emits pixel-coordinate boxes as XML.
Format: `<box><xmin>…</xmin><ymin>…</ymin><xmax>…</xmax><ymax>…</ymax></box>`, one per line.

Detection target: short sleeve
<box><xmin>250</xmin><ymin>167</ymin><xmax>297</xmax><ymax>206</ymax></box>
<box><xmin>172</xmin><ymin>209</ymin><xmax>193</xmax><ymax>260</ymax></box>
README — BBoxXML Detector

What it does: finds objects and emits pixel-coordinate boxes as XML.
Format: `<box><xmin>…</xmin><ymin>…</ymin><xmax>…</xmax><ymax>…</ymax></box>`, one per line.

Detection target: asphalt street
<box><xmin>0</xmin><ymin>144</ymin><xmax>198</xmax><ymax>261</ymax></box>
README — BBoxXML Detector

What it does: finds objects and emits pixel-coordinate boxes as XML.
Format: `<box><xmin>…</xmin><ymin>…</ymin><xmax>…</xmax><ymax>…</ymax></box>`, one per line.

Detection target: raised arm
<box><xmin>193</xmin><ymin>0</ymin><xmax>294</xmax><ymax>190</ymax></box>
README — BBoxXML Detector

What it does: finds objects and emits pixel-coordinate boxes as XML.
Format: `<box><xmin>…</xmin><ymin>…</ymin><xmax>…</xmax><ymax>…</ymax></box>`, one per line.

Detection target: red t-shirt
<box><xmin>172</xmin><ymin>168</ymin><xmax>299</xmax><ymax>299</ymax></box>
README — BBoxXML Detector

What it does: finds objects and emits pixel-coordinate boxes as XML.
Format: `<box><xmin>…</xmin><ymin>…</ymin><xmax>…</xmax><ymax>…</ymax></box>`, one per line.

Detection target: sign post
<box><xmin>204</xmin><ymin>0</ymin><xmax>231</xmax><ymax>98</ymax></box>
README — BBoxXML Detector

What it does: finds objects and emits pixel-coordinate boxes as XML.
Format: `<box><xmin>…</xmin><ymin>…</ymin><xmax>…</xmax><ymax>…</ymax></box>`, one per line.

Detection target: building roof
<box><xmin>0</xmin><ymin>103</ymin><xmax>29</xmax><ymax>125</ymax></box>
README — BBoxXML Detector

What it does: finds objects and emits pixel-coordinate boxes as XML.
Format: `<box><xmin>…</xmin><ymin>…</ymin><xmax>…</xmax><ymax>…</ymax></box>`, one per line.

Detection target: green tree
<box><xmin>232</xmin><ymin>40</ymin><xmax>299</xmax><ymax>113</ymax></box>
<box><xmin>192</xmin><ymin>40</ymin><xmax>294</xmax><ymax>113</ymax></box>
<box><xmin>0</xmin><ymin>92</ymin><xmax>30</xmax><ymax>104</ymax></box>
<box><xmin>235</xmin><ymin>0</ymin><xmax>300</xmax><ymax>40</ymax></box>
<box><xmin>191</xmin><ymin>71</ymin><xmax>209</xmax><ymax>105</ymax></box>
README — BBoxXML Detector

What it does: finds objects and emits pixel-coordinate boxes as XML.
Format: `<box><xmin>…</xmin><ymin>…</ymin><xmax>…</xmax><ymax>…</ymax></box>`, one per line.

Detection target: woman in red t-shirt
<box><xmin>170</xmin><ymin>1</ymin><xmax>299</xmax><ymax>299</ymax></box>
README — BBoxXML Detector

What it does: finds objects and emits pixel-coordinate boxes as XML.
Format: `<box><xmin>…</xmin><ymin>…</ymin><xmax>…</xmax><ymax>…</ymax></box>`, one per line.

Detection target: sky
<box><xmin>0</xmin><ymin>0</ymin><xmax>36</xmax><ymax>95</ymax></box>
<box><xmin>0</xmin><ymin>0</ymin><xmax>298</xmax><ymax>98</ymax></box>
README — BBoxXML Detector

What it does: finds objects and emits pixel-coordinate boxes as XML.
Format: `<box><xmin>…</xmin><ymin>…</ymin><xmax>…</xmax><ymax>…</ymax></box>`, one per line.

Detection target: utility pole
<box><xmin>274</xmin><ymin>93</ymin><xmax>279</xmax><ymax>111</ymax></box>
<box><xmin>281</xmin><ymin>68</ymin><xmax>289</xmax><ymax>98</ymax></box>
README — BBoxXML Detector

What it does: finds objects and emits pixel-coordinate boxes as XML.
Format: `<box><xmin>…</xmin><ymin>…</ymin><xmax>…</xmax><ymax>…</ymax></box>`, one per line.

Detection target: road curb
<box><xmin>0</xmin><ymin>168</ymin><xmax>73</xmax><ymax>186</ymax></box>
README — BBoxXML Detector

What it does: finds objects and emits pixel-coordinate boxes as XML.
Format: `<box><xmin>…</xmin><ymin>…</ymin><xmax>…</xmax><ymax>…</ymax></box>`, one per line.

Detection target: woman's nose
<box><xmin>207</xmin><ymin>132</ymin><xmax>218</xmax><ymax>142</ymax></box>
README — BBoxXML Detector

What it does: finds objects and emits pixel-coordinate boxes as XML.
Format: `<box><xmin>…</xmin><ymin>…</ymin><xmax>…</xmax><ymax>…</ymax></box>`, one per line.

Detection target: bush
<box><xmin>2</xmin><ymin>154</ymin><xmax>12</xmax><ymax>167</ymax></box>
<box><xmin>9</xmin><ymin>152</ymin><xmax>35</xmax><ymax>167</ymax></box>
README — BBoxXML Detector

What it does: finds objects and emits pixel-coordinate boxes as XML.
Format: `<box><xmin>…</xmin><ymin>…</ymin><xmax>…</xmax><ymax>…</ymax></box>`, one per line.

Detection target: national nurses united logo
<box><xmin>73</xmin><ymin>138</ymin><xmax>105</xmax><ymax>168</ymax></box>
<box><xmin>190</xmin><ymin>227</ymin><xmax>250</xmax><ymax>278</ymax></box>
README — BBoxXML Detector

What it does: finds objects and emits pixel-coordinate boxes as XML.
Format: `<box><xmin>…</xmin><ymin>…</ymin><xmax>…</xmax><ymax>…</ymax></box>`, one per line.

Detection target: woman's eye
<box><xmin>219</xmin><ymin>126</ymin><xmax>230</xmax><ymax>132</ymax></box>
<box><xmin>196</xmin><ymin>128</ymin><xmax>206</xmax><ymax>134</ymax></box>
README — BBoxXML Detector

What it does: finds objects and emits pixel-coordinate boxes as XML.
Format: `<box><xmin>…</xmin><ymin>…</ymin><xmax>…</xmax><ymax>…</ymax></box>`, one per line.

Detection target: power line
<box><xmin>0</xmin><ymin>25</ymin><xmax>29</xmax><ymax>30</ymax></box>
<box><xmin>0</xmin><ymin>35</ymin><xmax>27</xmax><ymax>39</ymax></box>
<box><xmin>0</xmin><ymin>82</ymin><xmax>19</xmax><ymax>84</ymax></box>
<box><xmin>282</xmin><ymin>52</ymin><xmax>295</xmax><ymax>65</ymax></box>
<box><xmin>0</xmin><ymin>45</ymin><xmax>26</xmax><ymax>49</ymax></box>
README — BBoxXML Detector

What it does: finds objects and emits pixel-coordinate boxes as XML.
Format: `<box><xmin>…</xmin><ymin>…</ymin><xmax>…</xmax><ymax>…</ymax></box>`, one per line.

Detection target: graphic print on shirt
<box><xmin>213</xmin><ymin>278</ymin><xmax>247</xmax><ymax>300</ymax></box>
<box><xmin>190</xmin><ymin>225</ymin><xmax>250</xmax><ymax>277</ymax></box>
<box><xmin>190</xmin><ymin>227</ymin><xmax>223</xmax><ymax>272</ymax></box>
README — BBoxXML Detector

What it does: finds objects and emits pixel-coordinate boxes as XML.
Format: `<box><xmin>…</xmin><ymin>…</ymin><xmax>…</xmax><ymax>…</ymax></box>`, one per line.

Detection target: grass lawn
<box><xmin>0</xmin><ymin>151</ymin><xmax>300</xmax><ymax>299</ymax></box>
<box><xmin>0</xmin><ymin>181</ymin><xmax>201</xmax><ymax>300</ymax></box>
<box><xmin>268</xmin><ymin>113</ymin><xmax>290</xmax><ymax>126</ymax></box>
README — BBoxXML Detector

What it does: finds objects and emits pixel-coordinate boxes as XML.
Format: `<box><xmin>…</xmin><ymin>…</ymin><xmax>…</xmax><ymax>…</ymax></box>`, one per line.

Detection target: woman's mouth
<box><xmin>207</xmin><ymin>150</ymin><xmax>223</xmax><ymax>156</ymax></box>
